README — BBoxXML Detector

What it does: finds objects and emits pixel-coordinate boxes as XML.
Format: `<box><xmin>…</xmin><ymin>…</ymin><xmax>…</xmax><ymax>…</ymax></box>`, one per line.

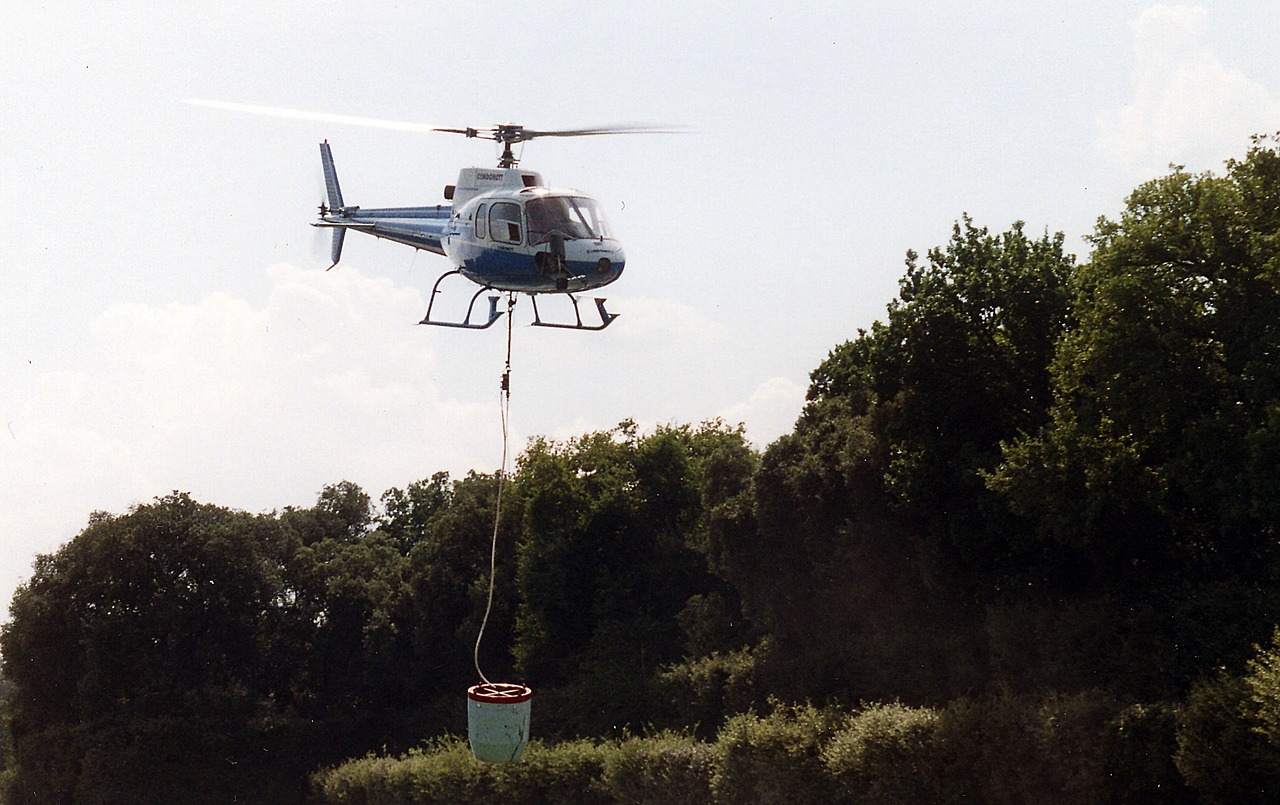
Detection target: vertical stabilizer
<box><xmin>320</xmin><ymin>141</ymin><xmax>346</xmax><ymax>268</ymax></box>
<box><xmin>320</xmin><ymin>141</ymin><xmax>344</xmax><ymax>209</ymax></box>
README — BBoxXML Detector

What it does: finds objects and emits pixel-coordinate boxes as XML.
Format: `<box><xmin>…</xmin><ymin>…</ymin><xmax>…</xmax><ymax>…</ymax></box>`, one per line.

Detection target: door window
<box><xmin>490</xmin><ymin>202</ymin><xmax>523</xmax><ymax>244</ymax></box>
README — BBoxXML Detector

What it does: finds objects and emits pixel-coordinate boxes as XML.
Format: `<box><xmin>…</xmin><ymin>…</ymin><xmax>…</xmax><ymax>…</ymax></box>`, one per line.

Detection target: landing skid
<box><xmin>418</xmin><ymin>271</ymin><xmax>618</xmax><ymax>331</ymax></box>
<box><xmin>420</xmin><ymin>270</ymin><xmax>504</xmax><ymax>329</ymax></box>
<box><xmin>530</xmin><ymin>294</ymin><xmax>618</xmax><ymax>331</ymax></box>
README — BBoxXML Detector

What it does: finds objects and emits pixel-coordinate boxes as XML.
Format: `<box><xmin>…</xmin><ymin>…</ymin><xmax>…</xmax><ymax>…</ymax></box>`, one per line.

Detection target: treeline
<box><xmin>4</xmin><ymin>136</ymin><xmax>1280</xmax><ymax>802</ymax></box>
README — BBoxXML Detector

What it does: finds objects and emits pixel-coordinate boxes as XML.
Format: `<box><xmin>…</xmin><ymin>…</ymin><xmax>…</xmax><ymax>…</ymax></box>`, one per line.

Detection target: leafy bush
<box><xmin>492</xmin><ymin>739</ymin><xmax>613</xmax><ymax>805</ymax></box>
<box><xmin>599</xmin><ymin>731</ymin><xmax>714</xmax><ymax>805</ymax></box>
<box><xmin>651</xmin><ymin>643</ymin><xmax>762</xmax><ymax>737</ymax></box>
<box><xmin>1175</xmin><ymin>671</ymin><xmax>1280</xmax><ymax>803</ymax></box>
<box><xmin>1247</xmin><ymin>627</ymin><xmax>1280</xmax><ymax>746</ymax></box>
<box><xmin>1102</xmin><ymin>702</ymin><xmax>1195</xmax><ymax>804</ymax></box>
<box><xmin>312</xmin><ymin>693</ymin><xmax>1241</xmax><ymax>804</ymax></box>
<box><xmin>312</xmin><ymin>737</ymin><xmax>614</xmax><ymax>805</ymax></box>
<box><xmin>315</xmin><ymin>731</ymin><xmax>722</xmax><ymax>805</ymax></box>
<box><xmin>711</xmin><ymin>702</ymin><xmax>842</xmax><ymax>805</ymax></box>
<box><xmin>823</xmin><ymin>702</ymin><xmax>940</xmax><ymax>804</ymax></box>
<box><xmin>930</xmin><ymin>691</ymin><xmax>1115</xmax><ymax>805</ymax></box>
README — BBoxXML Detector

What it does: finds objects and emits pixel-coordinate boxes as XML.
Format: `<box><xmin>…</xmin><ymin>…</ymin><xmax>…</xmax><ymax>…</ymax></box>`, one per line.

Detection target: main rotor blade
<box><xmin>521</xmin><ymin>125</ymin><xmax>690</xmax><ymax>139</ymax></box>
<box><xmin>184</xmin><ymin>100</ymin><xmax>691</xmax><ymax>145</ymax></box>
<box><xmin>183</xmin><ymin>99</ymin><xmax>442</xmax><ymax>133</ymax></box>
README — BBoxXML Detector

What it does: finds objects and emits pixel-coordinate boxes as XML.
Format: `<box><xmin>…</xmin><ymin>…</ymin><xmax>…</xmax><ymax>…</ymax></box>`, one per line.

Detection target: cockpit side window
<box><xmin>572</xmin><ymin>197</ymin><xmax>610</xmax><ymax>239</ymax></box>
<box><xmin>475</xmin><ymin>203</ymin><xmax>488</xmax><ymax>239</ymax></box>
<box><xmin>490</xmin><ymin>202</ymin><xmax>523</xmax><ymax>244</ymax></box>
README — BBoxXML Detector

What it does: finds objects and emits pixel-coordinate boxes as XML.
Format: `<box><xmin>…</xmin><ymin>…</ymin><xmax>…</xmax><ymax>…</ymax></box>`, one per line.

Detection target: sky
<box><xmin>3</xmin><ymin>2</ymin><xmax>1279</xmax><ymax>621</ymax></box>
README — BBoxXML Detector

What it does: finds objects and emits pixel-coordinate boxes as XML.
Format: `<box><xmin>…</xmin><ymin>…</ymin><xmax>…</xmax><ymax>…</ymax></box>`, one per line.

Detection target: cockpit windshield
<box><xmin>526</xmin><ymin>196</ymin><xmax>611</xmax><ymax>244</ymax></box>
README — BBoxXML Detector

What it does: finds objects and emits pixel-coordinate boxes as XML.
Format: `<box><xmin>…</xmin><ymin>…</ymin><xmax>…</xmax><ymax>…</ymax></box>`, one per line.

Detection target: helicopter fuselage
<box><xmin>448</xmin><ymin>184</ymin><xmax>626</xmax><ymax>293</ymax></box>
<box><xmin>315</xmin><ymin>161</ymin><xmax>625</xmax><ymax>295</ymax></box>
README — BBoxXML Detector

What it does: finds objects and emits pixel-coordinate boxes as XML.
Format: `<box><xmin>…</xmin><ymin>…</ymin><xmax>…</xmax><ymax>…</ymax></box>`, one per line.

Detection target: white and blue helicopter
<box><xmin>186</xmin><ymin>101</ymin><xmax>675</xmax><ymax>330</ymax></box>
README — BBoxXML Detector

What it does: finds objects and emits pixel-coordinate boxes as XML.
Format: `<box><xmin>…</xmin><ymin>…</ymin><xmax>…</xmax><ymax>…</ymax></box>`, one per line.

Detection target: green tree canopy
<box><xmin>986</xmin><ymin>139</ymin><xmax>1280</xmax><ymax>692</ymax></box>
<box><xmin>808</xmin><ymin>218</ymin><xmax>1074</xmax><ymax>590</ymax></box>
<box><xmin>707</xmin><ymin>219</ymin><xmax>1076</xmax><ymax>702</ymax></box>
<box><xmin>992</xmin><ymin>139</ymin><xmax>1280</xmax><ymax>587</ymax></box>
<box><xmin>1</xmin><ymin>493</ymin><xmax>313</xmax><ymax>801</ymax></box>
<box><xmin>513</xmin><ymin>421</ymin><xmax>756</xmax><ymax>734</ymax></box>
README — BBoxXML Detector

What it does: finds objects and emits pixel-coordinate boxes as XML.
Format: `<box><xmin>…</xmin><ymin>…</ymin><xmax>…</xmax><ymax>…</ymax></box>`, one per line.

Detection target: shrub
<box><xmin>1246</xmin><ymin>627</ymin><xmax>1280</xmax><ymax>747</ymax></box>
<box><xmin>599</xmin><ymin>731</ymin><xmax>714</xmax><ymax>805</ymax></box>
<box><xmin>1102</xmin><ymin>702</ymin><xmax>1195</xmax><ymax>804</ymax></box>
<box><xmin>309</xmin><ymin>694</ymin><xmax>1154</xmax><ymax>804</ymax></box>
<box><xmin>488</xmin><ymin>739</ymin><xmax>613</xmax><ymax>805</ymax></box>
<box><xmin>1175</xmin><ymin>671</ymin><xmax>1280</xmax><ymax>803</ymax></box>
<box><xmin>652</xmin><ymin>643</ymin><xmax>762</xmax><ymax>737</ymax></box>
<box><xmin>711</xmin><ymin>702</ymin><xmax>842</xmax><ymax>805</ymax></box>
<box><xmin>312</xmin><ymin>737</ymin><xmax>614</xmax><ymax>805</ymax></box>
<box><xmin>823</xmin><ymin>702</ymin><xmax>940</xmax><ymax>804</ymax></box>
<box><xmin>931</xmin><ymin>691</ymin><xmax>1115</xmax><ymax>805</ymax></box>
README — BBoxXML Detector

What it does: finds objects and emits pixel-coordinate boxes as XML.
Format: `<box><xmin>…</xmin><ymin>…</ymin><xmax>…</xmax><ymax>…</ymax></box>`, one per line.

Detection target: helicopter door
<box><xmin>490</xmin><ymin>202</ymin><xmax>523</xmax><ymax>245</ymax></box>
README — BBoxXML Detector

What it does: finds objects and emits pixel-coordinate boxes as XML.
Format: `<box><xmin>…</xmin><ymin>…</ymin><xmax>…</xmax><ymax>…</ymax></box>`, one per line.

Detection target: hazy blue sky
<box><xmin>3</xmin><ymin>2</ymin><xmax>1278</xmax><ymax>617</ymax></box>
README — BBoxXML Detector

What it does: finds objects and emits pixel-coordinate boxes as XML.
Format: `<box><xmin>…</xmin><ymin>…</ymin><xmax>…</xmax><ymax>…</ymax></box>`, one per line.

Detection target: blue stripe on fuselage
<box><xmin>455</xmin><ymin>245</ymin><xmax>624</xmax><ymax>292</ymax></box>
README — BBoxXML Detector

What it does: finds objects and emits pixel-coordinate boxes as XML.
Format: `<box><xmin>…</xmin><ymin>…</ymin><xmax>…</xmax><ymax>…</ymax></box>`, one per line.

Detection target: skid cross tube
<box><xmin>420</xmin><ymin>270</ymin><xmax>505</xmax><ymax>329</ymax></box>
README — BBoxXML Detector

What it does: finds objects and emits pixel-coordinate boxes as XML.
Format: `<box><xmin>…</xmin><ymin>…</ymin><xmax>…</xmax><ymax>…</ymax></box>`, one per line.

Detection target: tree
<box><xmin>0</xmin><ymin>482</ymin><xmax>464</xmax><ymax>802</ymax></box>
<box><xmin>400</xmin><ymin>471</ymin><xmax>521</xmax><ymax>709</ymax></box>
<box><xmin>280</xmin><ymin>479</ymin><xmax>375</xmax><ymax>545</ymax></box>
<box><xmin>993</xmin><ymin>143</ymin><xmax>1280</xmax><ymax>583</ymax></box>
<box><xmin>0</xmin><ymin>493</ymin><xmax>313</xmax><ymax>802</ymax></box>
<box><xmin>708</xmin><ymin>220</ymin><xmax>1075</xmax><ymax>702</ymax></box>
<box><xmin>380</xmin><ymin>471</ymin><xmax>451</xmax><ymax>554</ymax></box>
<box><xmin>512</xmin><ymin>422</ymin><xmax>755</xmax><ymax>735</ymax></box>
<box><xmin>990</xmin><ymin>140</ymin><xmax>1280</xmax><ymax>692</ymax></box>
<box><xmin>809</xmin><ymin>219</ymin><xmax>1074</xmax><ymax>592</ymax></box>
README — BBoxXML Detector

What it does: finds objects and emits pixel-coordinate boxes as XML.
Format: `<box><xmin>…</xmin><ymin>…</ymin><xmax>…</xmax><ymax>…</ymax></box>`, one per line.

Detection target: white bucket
<box><xmin>467</xmin><ymin>683</ymin><xmax>533</xmax><ymax>763</ymax></box>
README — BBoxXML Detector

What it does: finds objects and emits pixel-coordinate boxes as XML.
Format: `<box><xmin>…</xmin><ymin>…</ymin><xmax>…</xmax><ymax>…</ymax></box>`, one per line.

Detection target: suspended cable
<box><xmin>474</xmin><ymin>293</ymin><xmax>517</xmax><ymax>684</ymax></box>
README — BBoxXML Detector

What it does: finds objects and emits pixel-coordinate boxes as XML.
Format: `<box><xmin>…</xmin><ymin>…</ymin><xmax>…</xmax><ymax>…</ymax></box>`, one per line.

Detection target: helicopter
<box><xmin>185</xmin><ymin>100</ymin><xmax>677</xmax><ymax>330</ymax></box>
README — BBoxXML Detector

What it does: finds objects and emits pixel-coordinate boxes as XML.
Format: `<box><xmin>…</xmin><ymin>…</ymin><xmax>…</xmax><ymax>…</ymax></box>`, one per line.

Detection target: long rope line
<box><xmin>474</xmin><ymin>294</ymin><xmax>516</xmax><ymax>685</ymax></box>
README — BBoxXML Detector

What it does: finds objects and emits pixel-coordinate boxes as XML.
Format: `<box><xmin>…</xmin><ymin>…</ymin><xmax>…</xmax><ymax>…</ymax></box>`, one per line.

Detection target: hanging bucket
<box><xmin>467</xmin><ymin>683</ymin><xmax>533</xmax><ymax>763</ymax></box>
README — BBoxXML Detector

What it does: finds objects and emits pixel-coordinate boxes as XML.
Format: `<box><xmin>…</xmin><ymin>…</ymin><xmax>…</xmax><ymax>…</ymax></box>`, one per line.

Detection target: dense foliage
<box><xmin>307</xmin><ymin>683</ymin><xmax>1277</xmax><ymax>805</ymax></box>
<box><xmin>5</xmin><ymin>137</ymin><xmax>1280</xmax><ymax>802</ymax></box>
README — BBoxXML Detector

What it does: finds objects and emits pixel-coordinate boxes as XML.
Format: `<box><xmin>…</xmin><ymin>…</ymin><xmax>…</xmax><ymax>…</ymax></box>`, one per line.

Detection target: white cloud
<box><xmin>608</xmin><ymin>296</ymin><xmax>728</xmax><ymax>343</ymax></box>
<box><xmin>511</xmin><ymin>374</ymin><xmax>805</xmax><ymax>457</ymax></box>
<box><xmin>718</xmin><ymin>375</ymin><xmax>806</xmax><ymax>449</ymax></box>
<box><xmin>1097</xmin><ymin>4</ymin><xmax>1280</xmax><ymax>175</ymax></box>
<box><xmin>0</xmin><ymin>263</ymin><xmax>501</xmax><ymax>620</ymax></box>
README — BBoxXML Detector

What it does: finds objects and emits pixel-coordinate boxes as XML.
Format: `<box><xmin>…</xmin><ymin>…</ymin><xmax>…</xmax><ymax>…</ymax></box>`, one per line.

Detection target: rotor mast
<box><xmin>495</xmin><ymin>126</ymin><xmax>523</xmax><ymax>169</ymax></box>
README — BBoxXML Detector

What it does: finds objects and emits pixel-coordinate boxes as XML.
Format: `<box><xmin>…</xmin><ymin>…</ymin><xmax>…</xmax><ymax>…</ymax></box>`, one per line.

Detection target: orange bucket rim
<box><xmin>468</xmin><ymin>682</ymin><xmax>533</xmax><ymax>703</ymax></box>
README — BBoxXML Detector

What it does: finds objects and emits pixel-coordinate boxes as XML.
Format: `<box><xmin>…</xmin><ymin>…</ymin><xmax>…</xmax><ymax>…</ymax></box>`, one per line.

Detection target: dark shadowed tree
<box><xmin>709</xmin><ymin>219</ymin><xmax>1075</xmax><ymax>703</ymax></box>
<box><xmin>512</xmin><ymin>422</ymin><xmax>755</xmax><ymax>735</ymax></box>
<box><xmin>991</xmin><ymin>138</ymin><xmax>1280</xmax><ymax>692</ymax></box>
<box><xmin>0</xmin><ymin>493</ymin><xmax>314</xmax><ymax>803</ymax></box>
